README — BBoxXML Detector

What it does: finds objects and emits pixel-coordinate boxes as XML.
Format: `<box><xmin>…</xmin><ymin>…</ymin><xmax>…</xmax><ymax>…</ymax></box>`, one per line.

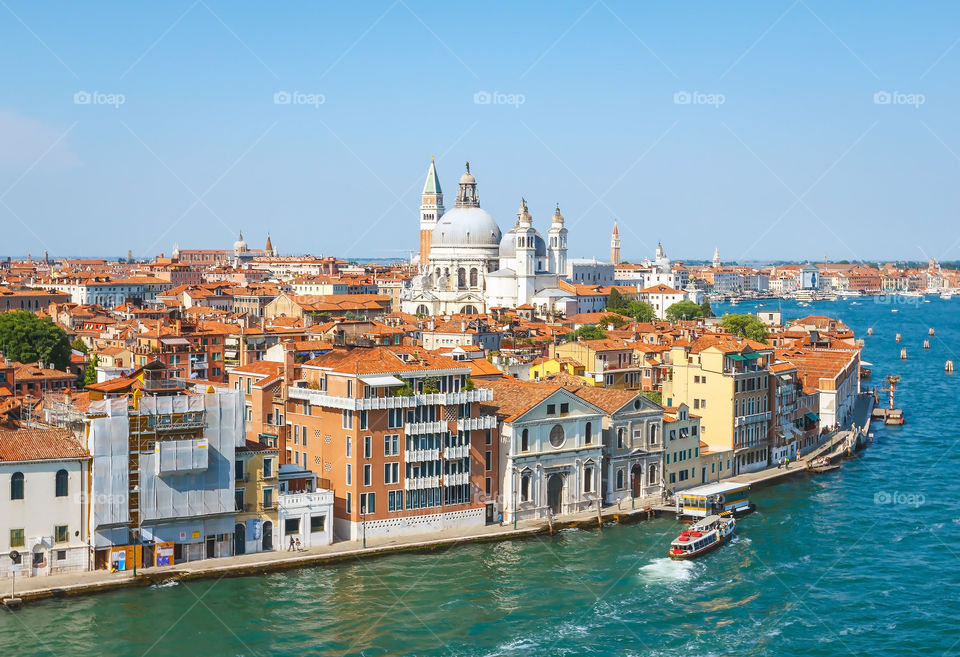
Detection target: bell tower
<box><xmin>610</xmin><ymin>222</ymin><xmax>621</xmax><ymax>265</ymax></box>
<box><xmin>419</xmin><ymin>156</ymin><xmax>444</xmax><ymax>267</ymax></box>
<box><xmin>547</xmin><ymin>204</ymin><xmax>568</xmax><ymax>275</ymax></box>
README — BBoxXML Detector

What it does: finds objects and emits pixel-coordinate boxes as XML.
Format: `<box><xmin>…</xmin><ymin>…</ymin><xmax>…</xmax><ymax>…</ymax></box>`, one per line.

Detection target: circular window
<box><xmin>549</xmin><ymin>424</ymin><xmax>565</xmax><ymax>448</ymax></box>
<box><xmin>634</xmin><ymin>399</ymin><xmax>641</xmax><ymax>410</ymax></box>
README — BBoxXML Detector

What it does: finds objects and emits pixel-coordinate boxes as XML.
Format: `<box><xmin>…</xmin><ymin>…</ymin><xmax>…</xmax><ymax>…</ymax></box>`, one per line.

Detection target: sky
<box><xmin>1</xmin><ymin>1</ymin><xmax>959</xmax><ymax>264</ymax></box>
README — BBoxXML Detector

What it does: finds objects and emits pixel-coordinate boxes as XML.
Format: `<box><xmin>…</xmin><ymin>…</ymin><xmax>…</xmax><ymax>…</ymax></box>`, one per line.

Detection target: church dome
<box><xmin>233</xmin><ymin>232</ymin><xmax>247</xmax><ymax>253</ymax></box>
<box><xmin>431</xmin><ymin>207</ymin><xmax>502</xmax><ymax>247</ymax></box>
<box><xmin>499</xmin><ymin>228</ymin><xmax>546</xmax><ymax>258</ymax></box>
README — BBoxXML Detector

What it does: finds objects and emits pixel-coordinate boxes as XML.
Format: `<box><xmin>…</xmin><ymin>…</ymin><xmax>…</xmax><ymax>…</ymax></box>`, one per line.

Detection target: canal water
<box><xmin>4</xmin><ymin>298</ymin><xmax>959</xmax><ymax>656</ymax></box>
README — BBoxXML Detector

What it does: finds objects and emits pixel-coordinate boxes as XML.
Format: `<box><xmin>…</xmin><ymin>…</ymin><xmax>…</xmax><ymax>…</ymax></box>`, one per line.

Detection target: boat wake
<box><xmin>639</xmin><ymin>558</ymin><xmax>697</xmax><ymax>583</ymax></box>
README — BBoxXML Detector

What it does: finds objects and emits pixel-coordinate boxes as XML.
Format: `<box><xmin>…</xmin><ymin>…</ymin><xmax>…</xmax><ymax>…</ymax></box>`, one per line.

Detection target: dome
<box><xmin>499</xmin><ymin>228</ymin><xmax>546</xmax><ymax>258</ymax></box>
<box><xmin>233</xmin><ymin>232</ymin><xmax>247</xmax><ymax>253</ymax></box>
<box><xmin>431</xmin><ymin>207</ymin><xmax>502</xmax><ymax>247</ymax></box>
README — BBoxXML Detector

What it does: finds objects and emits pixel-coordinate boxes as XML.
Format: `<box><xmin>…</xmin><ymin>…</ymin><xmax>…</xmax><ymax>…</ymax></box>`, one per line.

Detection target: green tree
<box><xmin>720</xmin><ymin>314</ymin><xmax>769</xmax><ymax>343</ymax></box>
<box><xmin>568</xmin><ymin>324</ymin><xmax>607</xmax><ymax>341</ymax></box>
<box><xmin>625</xmin><ymin>300</ymin><xmax>656</xmax><ymax>323</ymax></box>
<box><xmin>599</xmin><ymin>313</ymin><xmax>629</xmax><ymax>329</ymax></box>
<box><xmin>71</xmin><ymin>337</ymin><xmax>89</xmax><ymax>354</ymax></box>
<box><xmin>0</xmin><ymin>311</ymin><xmax>71</xmax><ymax>369</ymax></box>
<box><xmin>665</xmin><ymin>300</ymin><xmax>704</xmax><ymax>322</ymax></box>
<box><xmin>700</xmin><ymin>298</ymin><xmax>714</xmax><ymax>318</ymax></box>
<box><xmin>606</xmin><ymin>288</ymin><xmax>626</xmax><ymax>311</ymax></box>
<box><xmin>639</xmin><ymin>390</ymin><xmax>662</xmax><ymax>405</ymax></box>
<box><xmin>83</xmin><ymin>354</ymin><xmax>99</xmax><ymax>387</ymax></box>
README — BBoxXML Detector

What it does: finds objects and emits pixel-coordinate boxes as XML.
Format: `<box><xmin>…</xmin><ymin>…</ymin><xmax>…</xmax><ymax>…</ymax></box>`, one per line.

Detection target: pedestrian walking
<box><xmin>784</xmin><ymin>457</ymin><xmax>790</xmax><ymax>469</ymax></box>
<box><xmin>497</xmin><ymin>512</ymin><xmax>503</xmax><ymax>526</ymax></box>
<box><xmin>295</xmin><ymin>537</ymin><xmax>302</xmax><ymax>551</ymax></box>
<box><xmin>288</xmin><ymin>536</ymin><xmax>295</xmax><ymax>551</ymax></box>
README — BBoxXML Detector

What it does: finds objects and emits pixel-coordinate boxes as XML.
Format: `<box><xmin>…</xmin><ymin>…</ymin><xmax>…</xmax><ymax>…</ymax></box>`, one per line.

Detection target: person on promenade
<box><xmin>288</xmin><ymin>537</ymin><xmax>295</xmax><ymax>551</ymax></box>
<box><xmin>295</xmin><ymin>537</ymin><xmax>302</xmax><ymax>551</ymax></box>
<box><xmin>498</xmin><ymin>512</ymin><xmax>503</xmax><ymax>526</ymax></box>
<box><xmin>784</xmin><ymin>457</ymin><xmax>790</xmax><ymax>469</ymax></box>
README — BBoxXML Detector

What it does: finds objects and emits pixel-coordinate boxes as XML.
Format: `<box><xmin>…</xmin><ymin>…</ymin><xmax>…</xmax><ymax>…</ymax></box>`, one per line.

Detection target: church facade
<box><xmin>402</xmin><ymin>161</ymin><xmax>576</xmax><ymax>317</ymax></box>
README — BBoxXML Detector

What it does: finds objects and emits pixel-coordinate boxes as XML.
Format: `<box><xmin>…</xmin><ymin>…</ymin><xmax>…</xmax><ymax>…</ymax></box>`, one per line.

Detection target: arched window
<box><xmin>457</xmin><ymin>268</ymin><xmax>466</xmax><ymax>289</ymax></box>
<box><xmin>11</xmin><ymin>472</ymin><xmax>24</xmax><ymax>500</ymax></box>
<box><xmin>415</xmin><ymin>304</ymin><xmax>430</xmax><ymax>316</ymax></box>
<box><xmin>617</xmin><ymin>427</ymin><xmax>625</xmax><ymax>449</ymax></box>
<box><xmin>648</xmin><ymin>424</ymin><xmax>658</xmax><ymax>445</ymax></box>
<box><xmin>616</xmin><ymin>469</ymin><xmax>625</xmax><ymax>489</ymax></box>
<box><xmin>521</xmin><ymin>473</ymin><xmax>531</xmax><ymax>501</ymax></box>
<box><xmin>521</xmin><ymin>428</ymin><xmax>529</xmax><ymax>451</ymax></box>
<box><xmin>461</xmin><ymin>305</ymin><xmax>478</xmax><ymax>315</ymax></box>
<box><xmin>585</xmin><ymin>421</ymin><xmax>592</xmax><ymax>444</ymax></box>
<box><xmin>469</xmin><ymin>268</ymin><xmax>478</xmax><ymax>287</ymax></box>
<box><xmin>55</xmin><ymin>469</ymin><xmax>68</xmax><ymax>497</ymax></box>
<box><xmin>549</xmin><ymin>424</ymin><xmax>565</xmax><ymax>448</ymax></box>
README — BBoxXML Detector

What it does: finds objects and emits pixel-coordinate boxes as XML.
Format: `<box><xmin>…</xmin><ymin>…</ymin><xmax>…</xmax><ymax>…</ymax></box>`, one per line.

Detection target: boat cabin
<box><xmin>675</xmin><ymin>482</ymin><xmax>751</xmax><ymax>519</ymax></box>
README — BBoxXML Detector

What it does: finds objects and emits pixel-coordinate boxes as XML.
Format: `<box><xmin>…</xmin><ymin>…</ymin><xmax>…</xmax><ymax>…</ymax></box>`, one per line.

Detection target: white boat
<box><xmin>941</xmin><ymin>292</ymin><xmax>954</xmax><ymax>300</ymax></box>
<box><xmin>901</xmin><ymin>291</ymin><xmax>923</xmax><ymax>298</ymax></box>
<box><xmin>668</xmin><ymin>514</ymin><xmax>736</xmax><ymax>560</ymax></box>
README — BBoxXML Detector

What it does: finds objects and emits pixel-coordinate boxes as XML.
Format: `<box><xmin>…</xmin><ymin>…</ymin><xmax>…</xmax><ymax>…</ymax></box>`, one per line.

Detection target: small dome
<box><xmin>432</xmin><ymin>207</ymin><xmax>501</xmax><ymax>247</ymax></box>
<box><xmin>233</xmin><ymin>232</ymin><xmax>247</xmax><ymax>253</ymax></box>
<box><xmin>499</xmin><ymin>228</ymin><xmax>546</xmax><ymax>258</ymax></box>
<box><xmin>459</xmin><ymin>161</ymin><xmax>476</xmax><ymax>185</ymax></box>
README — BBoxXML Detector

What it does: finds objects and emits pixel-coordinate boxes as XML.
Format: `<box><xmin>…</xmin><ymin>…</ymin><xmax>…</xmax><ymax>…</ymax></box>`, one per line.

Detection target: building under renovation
<box><xmin>85</xmin><ymin>388</ymin><xmax>243</xmax><ymax>569</ymax></box>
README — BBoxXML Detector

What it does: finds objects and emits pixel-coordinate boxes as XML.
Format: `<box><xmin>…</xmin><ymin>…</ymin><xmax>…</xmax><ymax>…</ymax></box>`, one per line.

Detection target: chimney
<box><xmin>283</xmin><ymin>341</ymin><xmax>295</xmax><ymax>385</ymax></box>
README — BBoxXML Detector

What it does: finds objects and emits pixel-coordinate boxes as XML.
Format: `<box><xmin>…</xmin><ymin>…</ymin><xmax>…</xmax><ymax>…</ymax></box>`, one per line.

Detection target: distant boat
<box><xmin>941</xmin><ymin>292</ymin><xmax>954</xmax><ymax>300</ymax></box>
<box><xmin>892</xmin><ymin>309</ymin><xmax>899</xmax><ymax>313</ymax></box>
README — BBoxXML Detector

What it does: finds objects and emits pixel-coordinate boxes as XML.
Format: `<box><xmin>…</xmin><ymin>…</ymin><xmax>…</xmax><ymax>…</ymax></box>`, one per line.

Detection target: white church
<box><xmin>402</xmin><ymin>160</ymin><xmax>577</xmax><ymax>317</ymax></box>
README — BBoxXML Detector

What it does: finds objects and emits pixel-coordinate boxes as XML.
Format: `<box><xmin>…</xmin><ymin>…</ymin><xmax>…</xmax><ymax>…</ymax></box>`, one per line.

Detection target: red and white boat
<box><xmin>668</xmin><ymin>514</ymin><xmax>736</xmax><ymax>560</ymax></box>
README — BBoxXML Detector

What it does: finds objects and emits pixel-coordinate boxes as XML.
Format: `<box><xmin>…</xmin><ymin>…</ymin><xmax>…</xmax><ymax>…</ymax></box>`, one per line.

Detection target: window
<box><xmin>55</xmin><ymin>525</ymin><xmax>69</xmax><ymax>543</ymax></box>
<box><xmin>648</xmin><ymin>424</ymin><xmax>658</xmax><ymax>445</ymax></box>
<box><xmin>485</xmin><ymin>429</ymin><xmax>492</xmax><ymax>445</ymax></box>
<box><xmin>485</xmin><ymin>450</ymin><xmax>492</xmax><ymax>471</ymax></box>
<box><xmin>363</xmin><ymin>464</ymin><xmax>372</xmax><ymax>486</ymax></box>
<box><xmin>384</xmin><ymin>462</ymin><xmax>399</xmax><ymax>484</ymax></box>
<box><xmin>546</xmin><ymin>404</ymin><xmax>556</xmax><ymax>415</ymax></box>
<box><xmin>485</xmin><ymin>477</ymin><xmax>492</xmax><ymax>495</ymax></box>
<box><xmin>301</xmin><ymin>425</ymin><xmax>308</xmax><ymax>447</ymax></box>
<box><xmin>284</xmin><ymin>518</ymin><xmax>300</xmax><ymax>534</ymax></box>
<box><xmin>388</xmin><ymin>490</ymin><xmax>403</xmax><ymax>512</ymax></box>
<box><xmin>346</xmin><ymin>491</ymin><xmax>352</xmax><ymax>513</ymax></box>
<box><xmin>11</xmin><ymin>471</ymin><xmax>23</xmax><ymax>500</ymax></box>
<box><xmin>346</xmin><ymin>380</ymin><xmax>353</xmax><ymax>397</ymax></box>
<box><xmin>549</xmin><ymin>424</ymin><xmax>565</xmax><ymax>448</ymax></box>
<box><xmin>360</xmin><ymin>492</ymin><xmax>375</xmax><ymax>514</ymax></box>
<box><xmin>617</xmin><ymin>428</ymin><xmax>625</xmax><ymax>449</ymax></box>
<box><xmin>388</xmin><ymin>408</ymin><xmax>403</xmax><ymax>429</ymax></box>
<box><xmin>384</xmin><ymin>434</ymin><xmax>399</xmax><ymax>456</ymax></box>
<box><xmin>55</xmin><ymin>469</ymin><xmax>68</xmax><ymax>497</ymax></box>
<box><xmin>693</xmin><ymin>399</ymin><xmax>700</xmax><ymax>409</ymax></box>
<box><xmin>342</xmin><ymin>410</ymin><xmax>353</xmax><ymax>429</ymax></box>
<box><xmin>560</xmin><ymin>403</ymin><xmax>569</xmax><ymax>415</ymax></box>
<box><xmin>359</xmin><ymin>410</ymin><xmax>368</xmax><ymax>430</ymax></box>
<box><xmin>584</xmin><ymin>466</ymin><xmax>593</xmax><ymax>493</ymax></box>
<box><xmin>310</xmin><ymin>515</ymin><xmax>325</xmax><ymax>533</ymax></box>
<box><xmin>294</xmin><ymin>425</ymin><xmax>300</xmax><ymax>445</ymax></box>
<box><xmin>346</xmin><ymin>437</ymin><xmax>352</xmax><ymax>457</ymax></box>
<box><xmin>10</xmin><ymin>529</ymin><xmax>24</xmax><ymax>548</ymax></box>
<box><xmin>346</xmin><ymin>464</ymin><xmax>352</xmax><ymax>486</ymax></box>
<box><xmin>520</xmin><ymin>474</ymin><xmax>531</xmax><ymax>501</ymax></box>
<box><xmin>616</xmin><ymin>469</ymin><xmax>624</xmax><ymax>489</ymax></box>
<box><xmin>521</xmin><ymin>428</ymin><xmax>529</xmax><ymax>451</ymax></box>
<box><xmin>363</xmin><ymin>436</ymin><xmax>372</xmax><ymax>459</ymax></box>
<box><xmin>585</xmin><ymin>422</ymin><xmax>592</xmax><ymax>444</ymax></box>
<box><xmin>263</xmin><ymin>458</ymin><xmax>273</xmax><ymax>478</ymax></box>
<box><xmin>57</xmin><ymin>550</ymin><xmax>66</xmax><ymax>561</ymax></box>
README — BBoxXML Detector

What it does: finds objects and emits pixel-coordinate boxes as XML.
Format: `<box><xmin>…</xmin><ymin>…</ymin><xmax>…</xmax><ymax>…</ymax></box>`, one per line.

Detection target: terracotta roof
<box><xmin>475</xmin><ymin>379</ymin><xmax>564</xmax><ymax>422</ymax></box>
<box><xmin>0</xmin><ymin>428</ymin><xmax>89</xmax><ymax>462</ymax></box>
<box><xmin>230</xmin><ymin>361</ymin><xmax>283</xmax><ymax>377</ymax></box>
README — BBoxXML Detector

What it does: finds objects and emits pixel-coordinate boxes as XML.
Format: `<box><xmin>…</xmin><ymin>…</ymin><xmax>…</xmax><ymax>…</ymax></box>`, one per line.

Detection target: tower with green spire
<box><xmin>419</xmin><ymin>156</ymin><xmax>444</xmax><ymax>266</ymax></box>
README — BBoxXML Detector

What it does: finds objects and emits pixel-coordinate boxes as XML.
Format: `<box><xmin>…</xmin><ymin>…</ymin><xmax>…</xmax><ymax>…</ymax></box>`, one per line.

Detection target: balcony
<box><xmin>735</xmin><ymin>411</ymin><xmax>771</xmax><ymax>426</ymax></box>
<box><xmin>404</xmin><ymin>476</ymin><xmax>440</xmax><ymax>491</ymax></box>
<box><xmin>445</xmin><ymin>444</ymin><xmax>470</xmax><ymax>459</ymax></box>
<box><xmin>288</xmin><ymin>386</ymin><xmax>493</xmax><ymax>411</ymax></box>
<box><xmin>405</xmin><ymin>421</ymin><xmax>445</xmax><ymax>435</ymax></box>
<box><xmin>405</xmin><ymin>448</ymin><xmax>440</xmax><ymax>463</ymax></box>
<box><xmin>445</xmin><ymin>472</ymin><xmax>469</xmax><ymax>486</ymax></box>
<box><xmin>457</xmin><ymin>415</ymin><xmax>497</xmax><ymax>432</ymax></box>
<box><xmin>278</xmin><ymin>490</ymin><xmax>334</xmax><ymax>509</ymax></box>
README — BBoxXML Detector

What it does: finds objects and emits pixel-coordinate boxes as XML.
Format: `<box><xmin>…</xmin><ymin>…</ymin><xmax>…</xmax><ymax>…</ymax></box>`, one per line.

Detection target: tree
<box><xmin>720</xmin><ymin>314</ymin><xmax>769</xmax><ymax>343</ymax></box>
<box><xmin>700</xmin><ymin>298</ymin><xmax>714</xmax><ymax>318</ymax></box>
<box><xmin>568</xmin><ymin>324</ymin><xmax>607</xmax><ymax>341</ymax></box>
<box><xmin>625</xmin><ymin>300</ymin><xmax>656</xmax><ymax>323</ymax></box>
<box><xmin>0</xmin><ymin>311</ymin><xmax>71</xmax><ymax>369</ymax></box>
<box><xmin>71</xmin><ymin>337</ymin><xmax>89</xmax><ymax>354</ymax></box>
<box><xmin>606</xmin><ymin>288</ymin><xmax>627</xmax><ymax>311</ymax></box>
<box><xmin>665</xmin><ymin>300</ymin><xmax>704</xmax><ymax>322</ymax></box>
<box><xmin>83</xmin><ymin>354</ymin><xmax>99</xmax><ymax>387</ymax></box>
<box><xmin>639</xmin><ymin>390</ymin><xmax>662</xmax><ymax>405</ymax></box>
<box><xmin>599</xmin><ymin>313</ymin><xmax>629</xmax><ymax>329</ymax></box>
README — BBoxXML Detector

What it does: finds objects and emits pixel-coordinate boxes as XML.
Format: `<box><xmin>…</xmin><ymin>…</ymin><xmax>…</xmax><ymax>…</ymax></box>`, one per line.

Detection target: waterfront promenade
<box><xmin>4</xmin><ymin>393</ymin><xmax>877</xmax><ymax>606</ymax></box>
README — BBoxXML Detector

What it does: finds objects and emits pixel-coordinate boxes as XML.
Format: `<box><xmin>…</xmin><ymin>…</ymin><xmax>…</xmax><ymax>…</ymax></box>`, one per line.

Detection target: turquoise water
<box><xmin>4</xmin><ymin>298</ymin><xmax>959</xmax><ymax>656</ymax></box>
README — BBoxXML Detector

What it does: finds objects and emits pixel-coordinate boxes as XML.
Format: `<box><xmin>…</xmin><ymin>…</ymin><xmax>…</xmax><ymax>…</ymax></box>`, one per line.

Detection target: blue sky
<box><xmin>1</xmin><ymin>1</ymin><xmax>959</xmax><ymax>263</ymax></box>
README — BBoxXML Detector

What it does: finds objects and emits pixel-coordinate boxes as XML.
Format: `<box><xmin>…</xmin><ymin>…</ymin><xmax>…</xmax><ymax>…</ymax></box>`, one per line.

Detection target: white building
<box><xmin>639</xmin><ymin>284</ymin><xmax>688</xmax><ymax>320</ymax></box>
<box><xmin>566</xmin><ymin>259</ymin><xmax>615</xmax><ymax>286</ymax></box>
<box><xmin>403</xmin><ymin>162</ymin><xmax>572</xmax><ymax>316</ymax></box>
<box><xmin>277</xmin><ymin>464</ymin><xmax>333</xmax><ymax>549</ymax></box>
<box><xmin>0</xmin><ymin>428</ymin><xmax>91</xmax><ymax>578</ymax></box>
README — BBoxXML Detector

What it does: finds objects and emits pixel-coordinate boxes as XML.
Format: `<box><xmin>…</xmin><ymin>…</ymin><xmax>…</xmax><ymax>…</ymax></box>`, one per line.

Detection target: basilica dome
<box><xmin>431</xmin><ymin>207</ymin><xmax>502</xmax><ymax>247</ymax></box>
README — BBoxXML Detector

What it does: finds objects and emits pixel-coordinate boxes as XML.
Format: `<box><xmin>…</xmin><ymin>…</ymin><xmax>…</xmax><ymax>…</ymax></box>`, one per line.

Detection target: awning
<box><xmin>360</xmin><ymin>375</ymin><xmax>405</xmax><ymax>387</ymax></box>
<box><xmin>728</xmin><ymin>354</ymin><xmax>747</xmax><ymax>361</ymax></box>
<box><xmin>741</xmin><ymin>352</ymin><xmax>762</xmax><ymax>360</ymax></box>
<box><xmin>860</xmin><ymin>361</ymin><xmax>873</xmax><ymax>367</ymax></box>
<box><xmin>805</xmin><ymin>412</ymin><xmax>820</xmax><ymax>422</ymax></box>
<box><xmin>160</xmin><ymin>337</ymin><xmax>190</xmax><ymax>346</ymax></box>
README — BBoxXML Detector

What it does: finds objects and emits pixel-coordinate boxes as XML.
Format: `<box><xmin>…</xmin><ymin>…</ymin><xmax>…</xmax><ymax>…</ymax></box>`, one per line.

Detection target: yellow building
<box><xmin>234</xmin><ymin>441</ymin><xmax>280</xmax><ymax>554</ymax></box>
<box><xmin>528</xmin><ymin>357</ymin><xmax>592</xmax><ymax>385</ymax></box>
<box><xmin>550</xmin><ymin>339</ymin><xmax>643</xmax><ymax>389</ymax></box>
<box><xmin>663</xmin><ymin>403</ymin><xmax>734</xmax><ymax>491</ymax></box>
<box><xmin>663</xmin><ymin>335</ymin><xmax>774</xmax><ymax>475</ymax></box>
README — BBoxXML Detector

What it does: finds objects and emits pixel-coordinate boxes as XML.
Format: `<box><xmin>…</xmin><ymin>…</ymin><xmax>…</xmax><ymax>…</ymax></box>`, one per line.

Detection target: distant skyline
<box><xmin>2</xmin><ymin>2</ymin><xmax>960</xmax><ymax>263</ymax></box>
